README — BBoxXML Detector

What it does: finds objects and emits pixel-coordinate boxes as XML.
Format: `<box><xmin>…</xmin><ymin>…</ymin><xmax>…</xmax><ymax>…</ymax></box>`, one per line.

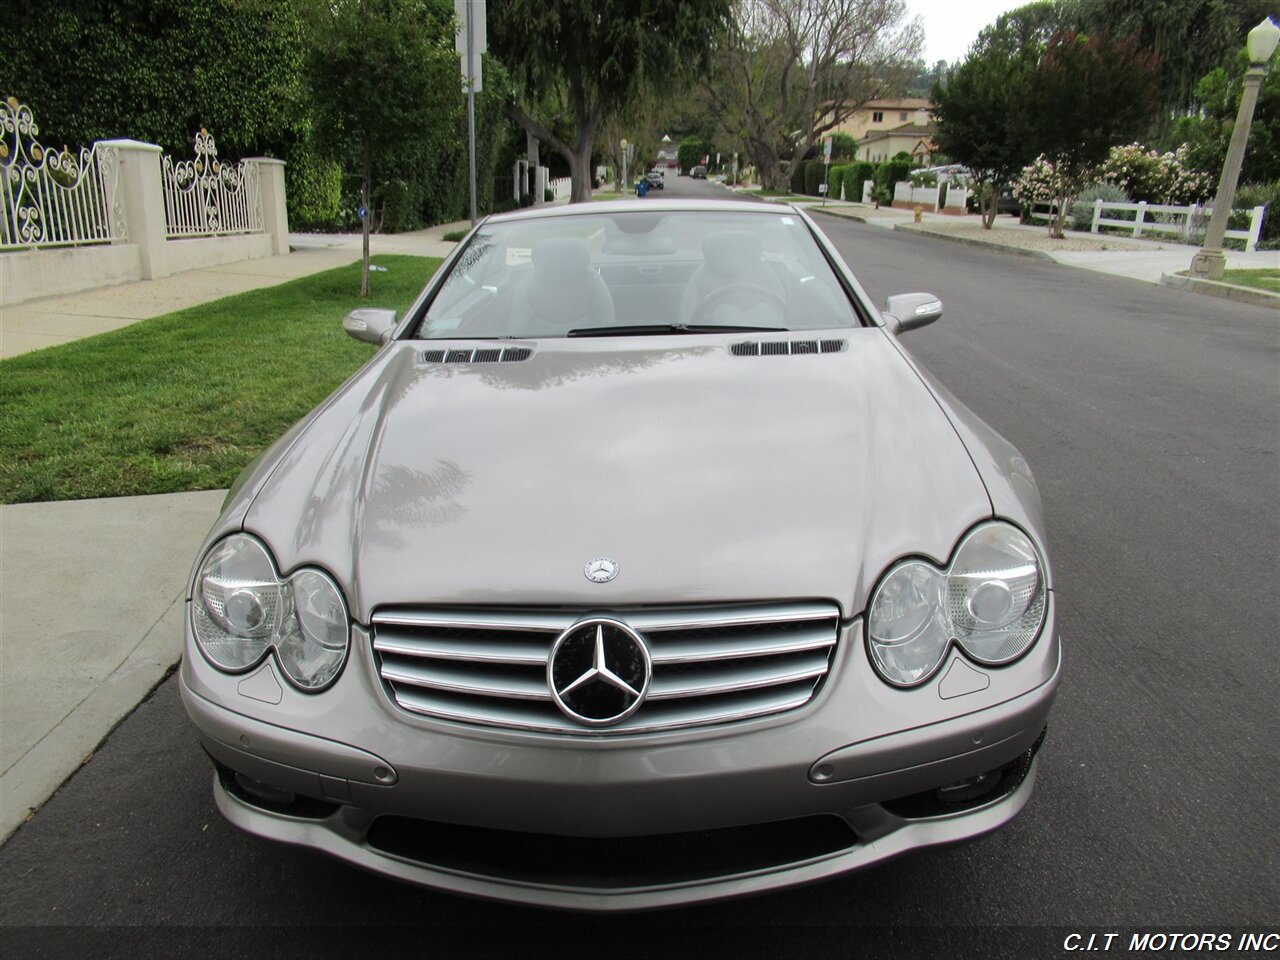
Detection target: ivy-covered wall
<box><xmin>0</xmin><ymin>0</ymin><xmax>516</xmax><ymax>231</ymax></box>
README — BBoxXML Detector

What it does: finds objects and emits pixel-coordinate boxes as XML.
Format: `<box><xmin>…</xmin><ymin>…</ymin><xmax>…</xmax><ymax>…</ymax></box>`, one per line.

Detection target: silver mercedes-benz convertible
<box><xmin>181</xmin><ymin>200</ymin><xmax>1060</xmax><ymax>910</ymax></box>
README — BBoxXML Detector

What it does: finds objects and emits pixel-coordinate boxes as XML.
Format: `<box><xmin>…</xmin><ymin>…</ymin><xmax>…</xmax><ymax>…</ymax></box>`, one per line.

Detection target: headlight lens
<box><xmin>867</xmin><ymin>522</ymin><xmax>1047</xmax><ymax>686</ymax></box>
<box><xmin>192</xmin><ymin>534</ymin><xmax>349</xmax><ymax>691</ymax></box>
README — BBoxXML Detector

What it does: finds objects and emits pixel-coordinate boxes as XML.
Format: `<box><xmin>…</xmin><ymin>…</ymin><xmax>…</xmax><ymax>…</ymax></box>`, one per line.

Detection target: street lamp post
<box><xmin>1189</xmin><ymin>16</ymin><xmax>1280</xmax><ymax>280</ymax></box>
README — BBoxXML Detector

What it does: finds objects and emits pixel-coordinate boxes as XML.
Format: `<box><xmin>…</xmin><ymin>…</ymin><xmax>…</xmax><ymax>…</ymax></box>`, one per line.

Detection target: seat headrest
<box><xmin>532</xmin><ymin>237</ymin><xmax>592</xmax><ymax>285</ymax></box>
<box><xmin>702</xmin><ymin>231</ymin><xmax>763</xmax><ymax>276</ymax></box>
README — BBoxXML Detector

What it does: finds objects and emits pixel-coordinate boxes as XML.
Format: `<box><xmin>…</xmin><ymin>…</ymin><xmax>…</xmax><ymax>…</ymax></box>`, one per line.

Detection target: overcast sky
<box><xmin>905</xmin><ymin>0</ymin><xmax>1031</xmax><ymax>67</ymax></box>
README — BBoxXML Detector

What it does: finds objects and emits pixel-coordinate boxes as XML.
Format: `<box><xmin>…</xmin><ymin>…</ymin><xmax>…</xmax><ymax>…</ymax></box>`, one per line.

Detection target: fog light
<box><xmin>936</xmin><ymin>768</ymin><xmax>1002</xmax><ymax>803</ymax></box>
<box><xmin>234</xmin><ymin>772</ymin><xmax>296</xmax><ymax>806</ymax></box>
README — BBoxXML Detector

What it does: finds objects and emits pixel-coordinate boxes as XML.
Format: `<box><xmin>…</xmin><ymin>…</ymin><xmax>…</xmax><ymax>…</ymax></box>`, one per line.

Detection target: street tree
<box><xmin>488</xmin><ymin>0</ymin><xmax>732</xmax><ymax>203</ymax></box>
<box><xmin>304</xmin><ymin>0</ymin><xmax>456</xmax><ymax>296</ymax></box>
<box><xmin>1024</xmin><ymin>32</ymin><xmax>1161</xmax><ymax>237</ymax></box>
<box><xmin>704</xmin><ymin>0</ymin><xmax>922</xmax><ymax>192</ymax></box>
<box><xmin>1073</xmin><ymin>0</ymin><xmax>1277</xmax><ymax>113</ymax></box>
<box><xmin>1172</xmin><ymin>50</ymin><xmax>1280</xmax><ymax>186</ymax></box>
<box><xmin>596</xmin><ymin>95</ymin><xmax>666</xmax><ymax>192</ymax></box>
<box><xmin>974</xmin><ymin>1</ymin><xmax>1077</xmax><ymax>56</ymax></box>
<box><xmin>931</xmin><ymin>47</ymin><xmax>1037</xmax><ymax>228</ymax></box>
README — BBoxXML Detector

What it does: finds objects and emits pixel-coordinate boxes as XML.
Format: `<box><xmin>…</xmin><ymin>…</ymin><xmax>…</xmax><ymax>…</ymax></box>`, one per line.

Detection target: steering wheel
<box><xmin>689</xmin><ymin>282</ymin><xmax>789</xmax><ymax>326</ymax></box>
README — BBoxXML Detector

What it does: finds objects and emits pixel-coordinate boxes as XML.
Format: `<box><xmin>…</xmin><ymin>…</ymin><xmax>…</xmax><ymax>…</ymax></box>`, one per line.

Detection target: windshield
<box><xmin>415</xmin><ymin>210</ymin><xmax>860</xmax><ymax>339</ymax></box>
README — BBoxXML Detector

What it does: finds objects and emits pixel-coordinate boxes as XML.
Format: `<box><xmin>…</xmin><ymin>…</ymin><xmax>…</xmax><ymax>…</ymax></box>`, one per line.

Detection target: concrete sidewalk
<box><xmin>794</xmin><ymin>199</ymin><xmax>1278</xmax><ymax>286</ymax></box>
<box><xmin>0</xmin><ymin>218</ymin><xmax>470</xmax><ymax>842</ymax></box>
<box><xmin>0</xmin><ymin>490</ymin><xmax>227</xmax><ymax>841</ymax></box>
<box><xmin>0</xmin><ymin>221</ymin><xmax>467</xmax><ymax>359</ymax></box>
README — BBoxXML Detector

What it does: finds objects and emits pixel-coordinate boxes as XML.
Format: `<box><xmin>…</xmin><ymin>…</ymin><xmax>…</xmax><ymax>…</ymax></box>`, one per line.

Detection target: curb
<box><xmin>889</xmin><ymin>222</ymin><xmax>1056</xmax><ymax>262</ymax></box>
<box><xmin>806</xmin><ymin>206</ymin><xmax>904</xmax><ymax>227</ymax></box>
<box><xmin>1158</xmin><ymin>272</ymin><xmax>1280</xmax><ymax>310</ymax></box>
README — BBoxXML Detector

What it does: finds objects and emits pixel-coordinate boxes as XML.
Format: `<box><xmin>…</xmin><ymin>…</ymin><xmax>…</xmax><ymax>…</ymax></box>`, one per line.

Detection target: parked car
<box><xmin>690</xmin><ymin>164</ymin><xmax>707</xmax><ymax>179</ymax></box>
<box><xmin>182</xmin><ymin>200</ymin><xmax>1060</xmax><ymax>911</ymax></box>
<box><xmin>965</xmin><ymin>184</ymin><xmax>1021</xmax><ymax>216</ymax></box>
<box><xmin>644</xmin><ymin>170</ymin><xmax>664</xmax><ymax>189</ymax></box>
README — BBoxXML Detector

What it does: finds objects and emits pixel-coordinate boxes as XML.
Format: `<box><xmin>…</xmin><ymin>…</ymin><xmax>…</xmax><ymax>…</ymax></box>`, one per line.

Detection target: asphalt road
<box><xmin>2</xmin><ymin>199</ymin><xmax>1277</xmax><ymax>958</ymax></box>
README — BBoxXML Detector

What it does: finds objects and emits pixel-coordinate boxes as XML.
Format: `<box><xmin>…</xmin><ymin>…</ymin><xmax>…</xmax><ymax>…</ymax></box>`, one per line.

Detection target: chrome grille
<box><xmin>370</xmin><ymin>602</ymin><xmax>840</xmax><ymax>735</ymax></box>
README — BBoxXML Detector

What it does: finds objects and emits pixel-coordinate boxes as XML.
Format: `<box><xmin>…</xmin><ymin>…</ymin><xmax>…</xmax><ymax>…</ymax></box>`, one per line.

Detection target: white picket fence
<box><xmin>1089</xmin><ymin>199</ymin><xmax>1266</xmax><ymax>252</ymax></box>
<box><xmin>550</xmin><ymin>176</ymin><xmax>571</xmax><ymax>200</ymax></box>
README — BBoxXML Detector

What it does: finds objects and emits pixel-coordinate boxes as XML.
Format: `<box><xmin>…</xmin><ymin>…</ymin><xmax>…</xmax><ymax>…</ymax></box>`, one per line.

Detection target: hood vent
<box><xmin>731</xmin><ymin>339</ymin><xmax>846</xmax><ymax>357</ymax></box>
<box><xmin>423</xmin><ymin>346</ymin><xmax>533</xmax><ymax>364</ymax></box>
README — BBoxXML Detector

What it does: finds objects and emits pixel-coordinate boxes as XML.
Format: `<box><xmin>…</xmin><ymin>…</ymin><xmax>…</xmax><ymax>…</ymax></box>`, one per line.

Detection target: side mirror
<box><xmin>882</xmin><ymin>293</ymin><xmax>943</xmax><ymax>334</ymax></box>
<box><xmin>343</xmin><ymin>308</ymin><xmax>398</xmax><ymax>345</ymax></box>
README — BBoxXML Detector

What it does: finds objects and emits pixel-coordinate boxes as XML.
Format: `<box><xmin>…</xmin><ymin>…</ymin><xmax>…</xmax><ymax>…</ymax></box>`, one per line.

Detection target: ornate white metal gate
<box><xmin>162</xmin><ymin>129</ymin><xmax>263</xmax><ymax>239</ymax></box>
<box><xmin>0</xmin><ymin>98</ymin><xmax>124</xmax><ymax>250</ymax></box>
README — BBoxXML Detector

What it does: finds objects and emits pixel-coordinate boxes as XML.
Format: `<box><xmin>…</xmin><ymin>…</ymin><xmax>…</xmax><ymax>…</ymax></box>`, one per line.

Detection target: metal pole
<box><xmin>1189</xmin><ymin>63</ymin><xmax>1265</xmax><ymax>279</ymax></box>
<box><xmin>466</xmin><ymin>0</ymin><xmax>477</xmax><ymax>227</ymax></box>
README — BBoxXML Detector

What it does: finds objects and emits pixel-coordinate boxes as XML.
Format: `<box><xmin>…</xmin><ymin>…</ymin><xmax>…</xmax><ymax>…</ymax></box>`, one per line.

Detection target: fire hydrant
<box><xmin>914</xmin><ymin>204</ymin><xmax>923</xmax><ymax>223</ymax></box>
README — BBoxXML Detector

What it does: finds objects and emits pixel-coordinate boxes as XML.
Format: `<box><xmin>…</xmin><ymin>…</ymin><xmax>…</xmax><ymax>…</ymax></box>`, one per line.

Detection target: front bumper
<box><xmin>182</xmin><ymin>602</ymin><xmax>1061</xmax><ymax>910</ymax></box>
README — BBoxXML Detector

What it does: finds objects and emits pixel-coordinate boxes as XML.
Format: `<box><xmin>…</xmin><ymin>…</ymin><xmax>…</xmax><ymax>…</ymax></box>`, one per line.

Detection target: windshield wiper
<box><xmin>567</xmin><ymin>323</ymin><xmax>788</xmax><ymax>337</ymax></box>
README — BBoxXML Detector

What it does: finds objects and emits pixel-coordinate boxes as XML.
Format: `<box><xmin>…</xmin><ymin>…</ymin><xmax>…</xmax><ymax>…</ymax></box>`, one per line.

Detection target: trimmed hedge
<box><xmin>804</xmin><ymin>160</ymin><xmax>826</xmax><ymax>196</ymax></box>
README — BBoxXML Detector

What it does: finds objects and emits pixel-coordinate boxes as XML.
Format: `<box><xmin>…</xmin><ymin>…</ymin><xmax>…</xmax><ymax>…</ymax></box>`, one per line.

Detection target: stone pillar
<box><xmin>249</xmin><ymin>158</ymin><xmax>289</xmax><ymax>256</ymax></box>
<box><xmin>98</xmin><ymin>139</ymin><xmax>167</xmax><ymax>279</ymax></box>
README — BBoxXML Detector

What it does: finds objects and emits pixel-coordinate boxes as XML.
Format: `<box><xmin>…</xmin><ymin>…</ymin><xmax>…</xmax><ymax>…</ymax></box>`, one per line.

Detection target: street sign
<box><xmin>455</xmin><ymin>0</ymin><xmax>486</xmax><ymax>226</ymax></box>
<box><xmin>358</xmin><ymin>206</ymin><xmax>367</xmax><ymax>220</ymax></box>
<box><xmin>823</xmin><ymin>137</ymin><xmax>832</xmax><ymax>165</ymax></box>
<box><xmin>818</xmin><ymin>184</ymin><xmax>828</xmax><ymax>194</ymax></box>
<box><xmin>455</xmin><ymin>0</ymin><xmax>486</xmax><ymax>91</ymax></box>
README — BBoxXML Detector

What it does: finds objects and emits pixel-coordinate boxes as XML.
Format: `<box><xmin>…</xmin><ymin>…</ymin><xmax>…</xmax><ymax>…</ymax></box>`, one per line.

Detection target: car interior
<box><xmin>416</xmin><ymin>212</ymin><xmax>861</xmax><ymax>339</ymax></box>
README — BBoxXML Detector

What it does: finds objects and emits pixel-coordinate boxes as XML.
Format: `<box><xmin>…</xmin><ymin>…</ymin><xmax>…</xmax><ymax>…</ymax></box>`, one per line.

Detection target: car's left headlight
<box><xmin>867</xmin><ymin>521</ymin><xmax>1047</xmax><ymax>687</ymax></box>
<box><xmin>191</xmin><ymin>533</ymin><xmax>349</xmax><ymax>691</ymax></box>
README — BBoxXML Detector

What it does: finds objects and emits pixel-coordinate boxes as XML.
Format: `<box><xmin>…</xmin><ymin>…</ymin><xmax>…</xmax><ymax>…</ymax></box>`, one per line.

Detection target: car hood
<box><xmin>245</xmin><ymin>333</ymin><xmax>991</xmax><ymax>620</ymax></box>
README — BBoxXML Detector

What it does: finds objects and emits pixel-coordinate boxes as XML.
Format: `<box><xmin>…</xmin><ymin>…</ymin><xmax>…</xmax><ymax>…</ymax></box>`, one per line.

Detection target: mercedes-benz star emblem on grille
<box><xmin>584</xmin><ymin>557</ymin><xmax>619</xmax><ymax>583</ymax></box>
<box><xmin>547</xmin><ymin>619</ymin><xmax>651</xmax><ymax>726</ymax></box>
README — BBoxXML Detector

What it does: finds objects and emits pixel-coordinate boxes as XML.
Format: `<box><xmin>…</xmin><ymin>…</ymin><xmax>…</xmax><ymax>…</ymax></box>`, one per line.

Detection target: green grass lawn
<box><xmin>593</xmin><ymin>191</ymin><xmax>626</xmax><ymax>201</ymax></box>
<box><xmin>441</xmin><ymin>229</ymin><xmax>468</xmax><ymax>242</ymax></box>
<box><xmin>0</xmin><ymin>254</ymin><xmax>440</xmax><ymax>504</ymax></box>
<box><xmin>1218</xmin><ymin>268</ymin><xmax>1280</xmax><ymax>294</ymax></box>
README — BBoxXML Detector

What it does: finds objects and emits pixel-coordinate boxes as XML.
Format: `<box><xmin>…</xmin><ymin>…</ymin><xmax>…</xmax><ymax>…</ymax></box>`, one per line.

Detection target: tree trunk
<box><xmin>568</xmin><ymin>147</ymin><xmax>593</xmax><ymax>203</ymax></box>
<box><xmin>361</xmin><ymin>137</ymin><xmax>371</xmax><ymax>298</ymax></box>
<box><xmin>567</xmin><ymin>119</ymin><xmax>598</xmax><ymax>203</ymax></box>
<box><xmin>982</xmin><ymin>181</ymin><xmax>998</xmax><ymax>229</ymax></box>
<box><xmin>1049</xmin><ymin>191</ymin><xmax>1071</xmax><ymax>239</ymax></box>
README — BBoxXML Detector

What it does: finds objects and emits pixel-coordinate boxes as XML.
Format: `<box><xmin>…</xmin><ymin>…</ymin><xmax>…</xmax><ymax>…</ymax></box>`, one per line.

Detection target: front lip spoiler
<box><xmin>212</xmin><ymin>760</ymin><xmax>1040</xmax><ymax>913</ymax></box>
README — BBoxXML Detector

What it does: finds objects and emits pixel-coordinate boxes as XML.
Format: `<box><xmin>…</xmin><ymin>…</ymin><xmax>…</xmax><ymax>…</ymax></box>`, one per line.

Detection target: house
<box><xmin>656</xmin><ymin>134</ymin><xmax>679</xmax><ymax>172</ymax></box>
<box><xmin>822</xmin><ymin>97</ymin><xmax>937</xmax><ymax>164</ymax></box>
<box><xmin>855</xmin><ymin>125</ymin><xmax>937</xmax><ymax>164</ymax></box>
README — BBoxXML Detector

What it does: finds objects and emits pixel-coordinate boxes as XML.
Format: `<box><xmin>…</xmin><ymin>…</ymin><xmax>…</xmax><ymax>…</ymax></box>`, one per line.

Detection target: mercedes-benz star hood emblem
<box><xmin>547</xmin><ymin>619</ymin><xmax>651</xmax><ymax>726</ymax></box>
<box><xmin>584</xmin><ymin>557</ymin><xmax>619</xmax><ymax>583</ymax></box>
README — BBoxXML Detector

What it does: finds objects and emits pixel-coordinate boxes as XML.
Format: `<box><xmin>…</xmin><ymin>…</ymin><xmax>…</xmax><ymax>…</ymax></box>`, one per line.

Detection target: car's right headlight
<box><xmin>867</xmin><ymin>521</ymin><xmax>1047</xmax><ymax>687</ymax></box>
<box><xmin>191</xmin><ymin>534</ymin><xmax>349</xmax><ymax>691</ymax></box>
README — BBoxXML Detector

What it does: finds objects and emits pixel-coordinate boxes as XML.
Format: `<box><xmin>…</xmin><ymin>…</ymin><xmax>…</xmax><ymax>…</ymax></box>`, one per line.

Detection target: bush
<box><xmin>1094</xmin><ymin>143</ymin><xmax>1213</xmax><ymax>204</ymax></box>
<box><xmin>828</xmin><ymin>164</ymin><xmax>850</xmax><ymax>200</ymax></box>
<box><xmin>1234</xmin><ymin>180</ymin><xmax>1280</xmax><ymax>247</ymax></box>
<box><xmin>678</xmin><ymin>137</ymin><xmax>710</xmax><ymax>175</ymax></box>
<box><xmin>1069</xmin><ymin>182</ymin><xmax>1131</xmax><ymax>232</ymax></box>
<box><xmin>286</xmin><ymin>140</ymin><xmax>342</xmax><ymax>229</ymax></box>
<box><xmin>875</xmin><ymin>158</ymin><xmax>911</xmax><ymax>201</ymax></box>
<box><xmin>804</xmin><ymin>160</ymin><xmax>825</xmax><ymax>196</ymax></box>
<box><xmin>829</xmin><ymin>132</ymin><xmax>856</xmax><ymax>161</ymax></box>
<box><xmin>847</xmin><ymin>161</ymin><xmax>875</xmax><ymax>201</ymax></box>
